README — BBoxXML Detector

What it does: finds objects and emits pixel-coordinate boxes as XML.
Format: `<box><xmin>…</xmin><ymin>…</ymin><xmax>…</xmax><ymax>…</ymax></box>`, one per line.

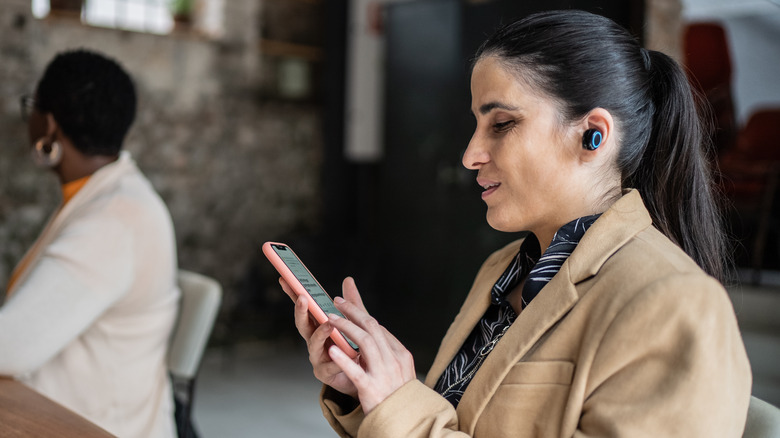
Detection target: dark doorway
<box><xmin>371</xmin><ymin>0</ymin><xmax>645</xmax><ymax>369</ymax></box>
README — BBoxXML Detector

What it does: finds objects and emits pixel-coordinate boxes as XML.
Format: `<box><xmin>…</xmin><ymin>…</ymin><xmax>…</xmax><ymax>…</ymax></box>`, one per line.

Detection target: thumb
<box><xmin>341</xmin><ymin>276</ymin><xmax>368</xmax><ymax>313</ymax></box>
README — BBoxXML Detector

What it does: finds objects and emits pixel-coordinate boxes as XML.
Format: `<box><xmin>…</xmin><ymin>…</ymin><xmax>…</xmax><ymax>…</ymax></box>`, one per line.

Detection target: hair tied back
<box><xmin>640</xmin><ymin>47</ymin><xmax>652</xmax><ymax>71</ymax></box>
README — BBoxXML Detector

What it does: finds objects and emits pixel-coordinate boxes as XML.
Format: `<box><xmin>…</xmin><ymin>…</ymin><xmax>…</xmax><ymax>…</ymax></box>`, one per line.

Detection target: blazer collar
<box><xmin>57</xmin><ymin>151</ymin><xmax>137</xmax><ymax>220</ymax></box>
<box><xmin>424</xmin><ymin>189</ymin><xmax>653</xmax><ymax>433</ymax></box>
<box><xmin>5</xmin><ymin>152</ymin><xmax>138</xmax><ymax>296</ymax></box>
<box><xmin>567</xmin><ymin>189</ymin><xmax>652</xmax><ymax>284</ymax></box>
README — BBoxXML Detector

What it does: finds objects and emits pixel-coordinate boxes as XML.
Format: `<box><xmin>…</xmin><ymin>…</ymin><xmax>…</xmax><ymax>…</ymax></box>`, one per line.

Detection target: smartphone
<box><xmin>262</xmin><ymin>241</ymin><xmax>359</xmax><ymax>358</ymax></box>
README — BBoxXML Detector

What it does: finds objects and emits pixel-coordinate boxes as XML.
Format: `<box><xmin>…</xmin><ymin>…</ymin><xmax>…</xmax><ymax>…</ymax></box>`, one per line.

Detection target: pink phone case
<box><xmin>262</xmin><ymin>241</ymin><xmax>359</xmax><ymax>358</ymax></box>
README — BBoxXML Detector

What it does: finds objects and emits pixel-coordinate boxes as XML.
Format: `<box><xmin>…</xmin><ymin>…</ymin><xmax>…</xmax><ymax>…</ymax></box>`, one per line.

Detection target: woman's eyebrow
<box><xmin>477</xmin><ymin>102</ymin><xmax>519</xmax><ymax>115</ymax></box>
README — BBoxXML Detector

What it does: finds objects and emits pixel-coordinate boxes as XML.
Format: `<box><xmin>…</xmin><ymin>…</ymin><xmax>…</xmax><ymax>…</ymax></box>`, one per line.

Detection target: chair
<box><xmin>683</xmin><ymin>22</ymin><xmax>737</xmax><ymax>154</ymax></box>
<box><xmin>744</xmin><ymin>396</ymin><xmax>780</xmax><ymax>437</ymax></box>
<box><xmin>719</xmin><ymin>108</ymin><xmax>780</xmax><ymax>281</ymax></box>
<box><xmin>168</xmin><ymin>270</ymin><xmax>222</xmax><ymax>438</ymax></box>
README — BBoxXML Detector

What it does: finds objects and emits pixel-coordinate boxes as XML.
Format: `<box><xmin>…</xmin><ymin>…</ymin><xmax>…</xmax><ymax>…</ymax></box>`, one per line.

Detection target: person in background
<box><xmin>281</xmin><ymin>10</ymin><xmax>752</xmax><ymax>437</ymax></box>
<box><xmin>0</xmin><ymin>49</ymin><xmax>179</xmax><ymax>438</ymax></box>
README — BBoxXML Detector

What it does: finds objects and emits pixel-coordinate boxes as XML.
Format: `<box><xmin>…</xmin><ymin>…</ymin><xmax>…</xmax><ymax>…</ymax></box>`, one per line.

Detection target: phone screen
<box><xmin>271</xmin><ymin>244</ymin><xmax>358</xmax><ymax>350</ymax></box>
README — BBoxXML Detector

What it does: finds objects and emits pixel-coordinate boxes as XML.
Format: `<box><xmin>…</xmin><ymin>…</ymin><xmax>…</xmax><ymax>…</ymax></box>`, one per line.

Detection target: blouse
<box><xmin>433</xmin><ymin>214</ymin><xmax>600</xmax><ymax>407</ymax></box>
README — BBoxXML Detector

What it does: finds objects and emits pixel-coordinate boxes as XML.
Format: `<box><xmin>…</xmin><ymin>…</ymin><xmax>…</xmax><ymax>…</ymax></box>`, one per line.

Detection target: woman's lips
<box><xmin>481</xmin><ymin>184</ymin><xmax>499</xmax><ymax>199</ymax></box>
<box><xmin>478</xmin><ymin>179</ymin><xmax>500</xmax><ymax>199</ymax></box>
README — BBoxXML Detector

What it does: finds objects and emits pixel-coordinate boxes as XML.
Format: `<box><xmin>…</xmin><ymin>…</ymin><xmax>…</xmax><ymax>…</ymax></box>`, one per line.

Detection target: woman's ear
<box><xmin>579</xmin><ymin>107</ymin><xmax>614</xmax><ymax>163</ymax></box>
<box><xmin>45</xmin><ymin>113</ymin><xmax>59</xmax><ymax>138</ymax></box>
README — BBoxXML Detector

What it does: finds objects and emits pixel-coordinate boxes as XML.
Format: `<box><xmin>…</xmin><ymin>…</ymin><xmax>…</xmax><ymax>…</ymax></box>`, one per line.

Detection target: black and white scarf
<box><xmin>434</xmin><ymin>214</ymin><xmax>600</xmax><ymax>408</ymax></box>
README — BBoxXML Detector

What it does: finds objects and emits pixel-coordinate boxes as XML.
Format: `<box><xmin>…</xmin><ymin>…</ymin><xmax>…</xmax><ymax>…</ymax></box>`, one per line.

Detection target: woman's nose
<box><xmin>462</xmin><ymin>134</ymin><xmax>488</xmax><ymax>170</ymax></box>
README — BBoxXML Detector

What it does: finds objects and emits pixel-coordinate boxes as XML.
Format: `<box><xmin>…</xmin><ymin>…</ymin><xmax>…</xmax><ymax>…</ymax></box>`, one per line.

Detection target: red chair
<box><xmin>683</xmin><ymin>22</ymin><xmax>738</xmax><ymax>154</ymax></box>
<box><xmin>719</xmin><ymin>108</ymin><xmax>780</xmax><ymax>280</ymax></box>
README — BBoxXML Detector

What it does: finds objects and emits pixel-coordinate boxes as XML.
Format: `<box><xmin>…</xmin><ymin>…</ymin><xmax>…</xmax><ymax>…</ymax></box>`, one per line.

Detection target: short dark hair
<box><xmin>475</xmin><ymin>10</ymin><xmax>728</xmax><ymax>281</ymax></box>
<box><xmin>35</xmin><ymin>49</ymin><xmax>137</xmax><ymax>156</ymax></box>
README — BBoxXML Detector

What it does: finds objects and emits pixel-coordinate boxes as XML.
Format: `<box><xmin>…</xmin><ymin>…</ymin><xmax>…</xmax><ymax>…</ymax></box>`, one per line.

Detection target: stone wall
<box><xmin>0</xmin><ymin>0</ymin><xmax>324</xmax><ymax>332</ymax></box>
<box><xmin>646</xmin><ymin>0</ymin><xmax>684</xmax><ymax>58</ymax></box>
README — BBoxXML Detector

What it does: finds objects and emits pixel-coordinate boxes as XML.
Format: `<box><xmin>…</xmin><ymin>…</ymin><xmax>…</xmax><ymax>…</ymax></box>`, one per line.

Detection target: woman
<box><xmin>282</xmin><ymin>10</ymin><xmax>752</xmax><ymax>437</ymax></box>
<box><xmin>0</xmin><ymin>50</ymin><xmax>179</xmax><ymax>438</ymax></box>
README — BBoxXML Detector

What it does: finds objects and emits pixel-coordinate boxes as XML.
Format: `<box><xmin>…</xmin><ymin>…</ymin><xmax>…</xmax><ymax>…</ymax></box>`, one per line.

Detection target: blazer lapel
<box><xmin>456</xmin><ymin>261</ymin><xmax>579</xmax><ymax>433</ymax></box>
<box><xmin>5</xmin><ymin>153</ymin><xmax>136</xmax><ymax>296</ymax></box>
<box><xmin>567</xmin><ymin>189</ymin><xmax>652</xmax><ymax>283</ymax></box>
<box><xmin>453</xmin><ymin>189</ymin><xmax>653</xmax><ymax>434</ymax></box>
<box><xmin>53</xmin><ymin>152</ymin><xmax>135</xmax><ymax>229</ymax></box>
<box><xmin>424</xmin><ymin>240</ymin><xmax>524</xmax><ymax>387</ymax></box>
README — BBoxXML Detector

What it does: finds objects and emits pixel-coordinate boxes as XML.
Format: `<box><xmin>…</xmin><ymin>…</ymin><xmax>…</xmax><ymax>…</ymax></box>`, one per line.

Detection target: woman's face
<box><xmin>463</xmin><ymin>57</ymin><xmax>587</xmax><ymax>242</ymax></box>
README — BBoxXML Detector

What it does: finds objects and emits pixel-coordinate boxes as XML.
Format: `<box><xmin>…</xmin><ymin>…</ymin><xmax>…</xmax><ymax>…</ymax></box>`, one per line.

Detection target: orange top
<box><xmin>5</xmin><ymin>176</ymin><xmax>91</xmax><ymax>297</ymax></box>
<box><xmin>61</xmin><ymin>176</ymin><xmax>91</xmax><ymax>204</ymax></box>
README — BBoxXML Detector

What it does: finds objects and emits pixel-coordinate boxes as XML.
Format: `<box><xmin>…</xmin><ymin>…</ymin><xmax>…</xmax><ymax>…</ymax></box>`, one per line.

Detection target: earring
<box><xmin>32</xmin><ymin>137</ymin><xmax>63</xmax><ymax>168</ymax></box>
<box><xmin>582</xmin><ymin>129</ymin><xmax>603</xmax><ymax>151</ymax></box>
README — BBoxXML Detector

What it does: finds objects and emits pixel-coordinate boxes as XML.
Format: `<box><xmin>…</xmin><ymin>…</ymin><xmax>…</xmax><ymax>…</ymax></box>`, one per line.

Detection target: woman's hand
<box><xmin>326</xmin><ymin>277</ymin><xmax>416</xmax><ymax>414</ymax></box>
<box><xmin>279</xmin><ymin>278</ymin><xmax>360</xmax><ymax>399</ymax></box>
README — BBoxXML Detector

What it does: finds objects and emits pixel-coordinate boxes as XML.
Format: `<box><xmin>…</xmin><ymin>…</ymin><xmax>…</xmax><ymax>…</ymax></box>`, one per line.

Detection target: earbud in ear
<box><xmin>582</xmin><ymin>129</ymin><xmax>603</xmax><ymax>151</ymax></box>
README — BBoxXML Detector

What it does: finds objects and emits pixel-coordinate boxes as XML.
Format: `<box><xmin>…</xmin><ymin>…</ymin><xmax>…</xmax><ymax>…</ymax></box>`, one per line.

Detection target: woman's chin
<box><xmin>485</xmin><ymin>213</ymin><xmax>524</xmax><ymax>233</ymax></box>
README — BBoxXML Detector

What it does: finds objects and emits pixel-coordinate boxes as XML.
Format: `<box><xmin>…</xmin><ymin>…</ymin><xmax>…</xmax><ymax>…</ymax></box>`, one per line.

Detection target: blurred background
<box><xmin>0</xmin><ymin>0</ymin><xmax>778</xmax><ymax>436</ymax></box>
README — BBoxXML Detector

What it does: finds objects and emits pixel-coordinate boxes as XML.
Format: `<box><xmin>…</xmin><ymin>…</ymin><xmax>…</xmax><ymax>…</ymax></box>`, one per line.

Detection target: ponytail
<box><xmin>475</xmin><ymin>10</ymin><xmax>730</xmax><ymax>281</ymax></box>
<box><xmin>625</xmin><ymin>50</ymin><xmax>729</xmax><ymax>281</ymax></box>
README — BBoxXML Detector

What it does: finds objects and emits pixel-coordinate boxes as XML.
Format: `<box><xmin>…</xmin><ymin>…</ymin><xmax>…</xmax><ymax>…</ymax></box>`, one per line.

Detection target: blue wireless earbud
<box><xmin>583</xmin><ymin>129</ymin><xmax>602</xmax><ymax>150</ymax></box>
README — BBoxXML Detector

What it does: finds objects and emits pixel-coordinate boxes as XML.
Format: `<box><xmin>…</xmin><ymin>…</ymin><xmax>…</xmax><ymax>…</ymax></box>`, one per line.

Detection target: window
<box><xmin>32</xmin><ymin>0</ymin><xmax>179</xmax><ymax>35</ymax></box>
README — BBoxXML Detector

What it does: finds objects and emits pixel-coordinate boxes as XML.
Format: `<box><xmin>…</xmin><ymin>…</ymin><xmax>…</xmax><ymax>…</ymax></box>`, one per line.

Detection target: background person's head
<box><xmin>468</xmin><ymin>10</ymin><xmax>727</xmax><ymax>280</ymax></box>
<box><xmin>31</xmin><ymin>48</ymin><xmax>137</xmax><ymax>158</ymax></box>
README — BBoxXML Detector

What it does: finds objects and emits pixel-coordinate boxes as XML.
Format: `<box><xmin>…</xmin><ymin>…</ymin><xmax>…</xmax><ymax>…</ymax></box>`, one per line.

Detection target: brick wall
<box><xmin>0</xmin><ymin>0</ymin><xmax>324</xmax><ymax>326</ymax></box>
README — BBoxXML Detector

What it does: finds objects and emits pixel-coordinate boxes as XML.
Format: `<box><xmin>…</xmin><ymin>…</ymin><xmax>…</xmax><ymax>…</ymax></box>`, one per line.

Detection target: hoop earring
<box><xmin>582</xmin><ymin>129</ymin><xmax>603</xmax><ymax>151</ymax></box>
<box><xmin>32</xmin><ymin>137</ymin><xmax>63</xmax><ymax>168</ymax></box>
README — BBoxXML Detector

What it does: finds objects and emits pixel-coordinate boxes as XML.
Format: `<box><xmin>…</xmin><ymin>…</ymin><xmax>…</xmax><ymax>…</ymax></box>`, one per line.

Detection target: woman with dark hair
<box><xmin>0</xmin><ymin>49</ymin><xmax>179</xmax><ymax>438</ymax></box>
<box><xmin>281</xmin><ymin>10</ymin><xmax>752</xmax><ymax>437</ymax></box>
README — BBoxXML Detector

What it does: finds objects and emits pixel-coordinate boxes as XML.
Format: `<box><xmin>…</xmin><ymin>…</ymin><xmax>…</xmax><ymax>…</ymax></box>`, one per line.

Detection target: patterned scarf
<box><xmin>434</xmin><ymin>213</ymin><xmax>600</xmax><ymax>407</ymax></box>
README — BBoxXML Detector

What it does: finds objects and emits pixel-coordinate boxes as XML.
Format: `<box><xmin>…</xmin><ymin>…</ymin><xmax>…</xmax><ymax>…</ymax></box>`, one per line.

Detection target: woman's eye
<box><xmin>493</xmin><ymin>120</ymin><xmax>514</xmax><ymax>132</ymax></box>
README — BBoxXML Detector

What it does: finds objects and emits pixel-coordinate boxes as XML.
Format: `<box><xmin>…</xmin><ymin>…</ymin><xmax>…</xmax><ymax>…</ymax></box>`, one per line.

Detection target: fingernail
<box><xmin>328</xmin><ymin>313</ymin><xmax>340</xmax><ymax>321</ymax></box>
<box><xmin>329</xmin><ymin>346</ymin><xmax>343</xmax><ymax>357</ymax></box>
<box><xmin>334</xmin><ymin>296</ymin><xmax>345</xmax><ymax>304</ymax></box>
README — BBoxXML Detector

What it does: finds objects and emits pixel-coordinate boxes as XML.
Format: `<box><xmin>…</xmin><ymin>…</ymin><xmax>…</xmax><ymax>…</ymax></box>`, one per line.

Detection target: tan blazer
<box><xmin>321</xmin><ymin>190</ymin><xmax>752</xmax><ymax>437</ymax></box>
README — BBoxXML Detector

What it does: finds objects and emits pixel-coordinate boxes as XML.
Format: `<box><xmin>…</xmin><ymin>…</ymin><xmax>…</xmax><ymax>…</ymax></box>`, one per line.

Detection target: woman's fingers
<box><xmin>337</xmin><ymin>277</ymin><xmax>392</xmax><ymax>363</ymax></box>
<box><xmin>307</xmin><ymin>316</ymin><xmax>335</xmax><ymax>355</ymax></box>
<box><xmin>278</xmin><ymin>278</ymin><xmax>297</xmax><ymax>302</ymax></box>
<box><xmin>327</xmin><ymin>310</ymin><xmax>397</xmax><ymax>375</ymax></box>
<box><xmin>279</xmin><ymin>277</ymin><xmax>361</xmax><ymax>399</ymax></box>
<box><xmin>281</xmin><ymin>274</ymin><xmax>414</xmax><ymax>412</ymax></box>
<box><xmin>292</xmin><ymin>294</ymin><xmax>317</xmax><ymax>340</ymax></box>
<box><xmin>334</xmin><ymin>294</ymin><xmax>407</xmax><ymax>368</ymax></box>
<box><xmin>334</xmin><ymin>296</ymin><xmax>388</xmax><ymax>343</ymax></box>
<box><xmin>328</xmin><ymin>345</ymin><xmax>368</xmax><ymax>385</ymax></box>
<box><xmin>326</xmin><ymin>311</ymin><xmax>415</xmax><ymax>414</ymax></box>
<box><xmin>328</xmin><ymin>311</ymin><xmax>377</xmax><ymax>354</ymax></box>
<box><xmin>341</xmin><ymin>277</ymin><xmax>368</xmax><ymax>313</ymax></box>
